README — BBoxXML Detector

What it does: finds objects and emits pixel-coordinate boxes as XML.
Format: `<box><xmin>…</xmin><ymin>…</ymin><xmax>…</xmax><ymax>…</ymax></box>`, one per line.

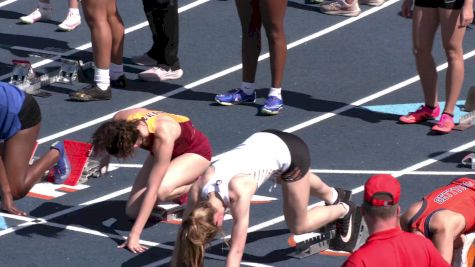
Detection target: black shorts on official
<box><xmin>262</xmin><ymin>129</ymin><xmax>311</xmax><ymax>182</ymax></box>
<box><xmin>415</xmin><ymin>0</ymin><xmax>463</xmax><ymax>9</ymax></box>
<box><xmin>18</xmin><ymin>94</ymin><xmax>41</xmax><ymax>130</ymax></box>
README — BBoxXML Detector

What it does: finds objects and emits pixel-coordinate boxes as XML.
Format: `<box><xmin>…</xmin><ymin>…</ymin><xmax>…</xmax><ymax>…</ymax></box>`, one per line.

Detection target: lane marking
<box><xmin>0</xmin><ymin>0</ymin><xmax>17</xmax><ymax>8</ymax></box>
<box><xmin>311</xmin><ymin>169</ymin><xmax>475</xmax><ymax>175</ymax></box>
<box><xmin>362</xmin><ymin>100</ymin><xmax>467</xmax><ymax>123</ymax></box>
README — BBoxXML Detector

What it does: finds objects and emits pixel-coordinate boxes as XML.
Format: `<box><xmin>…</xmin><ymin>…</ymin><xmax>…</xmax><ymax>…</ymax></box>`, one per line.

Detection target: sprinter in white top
<box><xmin>172</xmin><ymin>130</ymin><xmax>356</xmax><ymax>267</ymax></box>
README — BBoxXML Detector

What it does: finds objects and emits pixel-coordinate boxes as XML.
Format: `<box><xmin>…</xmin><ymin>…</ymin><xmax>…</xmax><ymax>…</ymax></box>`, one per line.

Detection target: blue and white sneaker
<box><xmin>50</xmin><ymin>141</ymin><xmax>71</xmax><ymax>184</ymax></box>
<box><xmin>215</xmin><ymin>89</ymin><xmax>256</xmax><ymax>106</ymax></box>
<box><xmin>261</xmin><ymin>96</ymin><xmax>283</xmax><ymax>115</ymax></box>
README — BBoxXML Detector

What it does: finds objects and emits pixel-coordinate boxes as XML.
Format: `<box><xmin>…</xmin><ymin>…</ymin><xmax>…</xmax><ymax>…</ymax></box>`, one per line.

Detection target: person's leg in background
<box><xmin>135</xmin><ymin>0</ymin><xmax>183</xmax><ymax>82</ymax></box>
<box><xmin>260</xmin><ymin>0</ymin><xmax>287</xmax><ymax>115</ymax></box>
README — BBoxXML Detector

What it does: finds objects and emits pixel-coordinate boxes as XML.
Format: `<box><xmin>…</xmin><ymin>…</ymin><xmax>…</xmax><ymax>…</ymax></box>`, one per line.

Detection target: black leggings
<box><xmin>262</xmin><ymin>129</ymin><xmax>310</xmax><ymax>182</ymax></box>
<box><xmin>143</xmin><ymin>0</ymin><xmax>180</xmax><ymax>70</ymax></box>
<box><xmin>19</xmin><ymin>94</ymin><xmax>41</xmax><ymax>130</ymax></box>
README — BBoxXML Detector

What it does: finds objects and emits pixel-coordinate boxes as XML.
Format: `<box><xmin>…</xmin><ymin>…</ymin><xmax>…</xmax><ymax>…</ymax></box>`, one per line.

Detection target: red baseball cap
<box><xmin>364</xmin><ymin>174</ymin><xmax>400</xmax><ymax>206</ymax></box>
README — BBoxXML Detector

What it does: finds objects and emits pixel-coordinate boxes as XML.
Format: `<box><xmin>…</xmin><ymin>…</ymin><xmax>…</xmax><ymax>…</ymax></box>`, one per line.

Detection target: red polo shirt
<box><xmin>342</xmin><ymin>227</ymin><xmax>449</xmax><ymax>267</ymax></box>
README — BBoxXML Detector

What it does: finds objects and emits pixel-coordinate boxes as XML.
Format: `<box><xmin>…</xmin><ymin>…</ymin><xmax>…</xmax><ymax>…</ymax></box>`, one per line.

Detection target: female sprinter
<box><xmin>0</xmin><ymin>82</ymin><xmax>70</xmax><ymax>215</ymax></box>
<box><xmin>400</xmin><ymin>0</ymin><xmax>473</xmax><ymax>133</ymax></box>
<box><xmin>91</xmin><ymin>107</ymin><xmax>212</xmax><ymax>253</ymax></box>
<box><xmin>172</xmin><ymin>129</ymin><xmax>356</xmax><ymax>267</ymax></box>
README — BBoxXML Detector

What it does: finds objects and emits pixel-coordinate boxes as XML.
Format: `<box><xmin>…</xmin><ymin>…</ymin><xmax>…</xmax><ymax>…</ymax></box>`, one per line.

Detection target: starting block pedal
<box><xmin>151</xmin><ymin>203</ymin><xmax>185</xmax><ymax>224</ymax></box>
<box><xmin>288</xmin><ymin>226</ymin><xmax>337</xmax><ymax>259</ymax></box>
<box><xmin>45</xmin><ymin>140</ymin><xmax>107</xmax><ymax>186</ymax></box>
<box><xmin>454</xmin><ymin>111</ymin><xmax>475</xmax><ymax>131</ymax></box>
<box><xmin>461</xmin><ymin>153</ymin><xmax>475</xmax><ymax>169</ymax></box>
<box><xmin>9</xmin><ymin>58</ymin><xmax>94</xmax><ymax>96</ymax></box>
<box><xmin>464</xmin><ymin>86</ymin><xmax>475</xmax><ymax>112</ymax></box>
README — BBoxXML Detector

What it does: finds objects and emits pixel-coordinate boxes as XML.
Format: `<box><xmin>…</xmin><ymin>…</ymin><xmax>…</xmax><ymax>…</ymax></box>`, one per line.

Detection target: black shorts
<box><xmin>19</xmin><ymin>94</ymin><xmax>41</xmax><ymax>130</ymax></box>
<box><xmin>262</xmin><ymin>129</ymin><xmax>310</xmax><ymax>182</ymax></box>
<box><xmin>415</xmin><ymin>0</ymin><xmax>464</xmax><ymax>9</ymax></box>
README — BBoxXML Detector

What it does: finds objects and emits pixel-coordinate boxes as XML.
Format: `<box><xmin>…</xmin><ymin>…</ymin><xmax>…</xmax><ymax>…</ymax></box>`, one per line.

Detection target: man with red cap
<box><xmin>400</xmin><ymin>177</ymin><xmax>475</xmax><ymax>265</ymax></box>
<box><xmin>342</xmin><ymin>174</ymin><xmax>449</xmax><ymax>267</ymax></box>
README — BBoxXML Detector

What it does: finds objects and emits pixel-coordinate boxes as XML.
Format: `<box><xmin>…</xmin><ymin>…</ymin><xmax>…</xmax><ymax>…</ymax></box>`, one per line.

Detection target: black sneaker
<box><xmin>330</xmin><ymin>201</ymin><xmax>363</xmax><ymax>252</ymax></box>
<box><xmin>77</xmin><ymin>68</ymin><xmax>126</xmax><ymax>89</ymax></box>
<box><xmin>110</xmin><ymin>74</ymin><xmax>127</xmax><ymax>89</ymax></box>
<box><xmin>69</xmin><ymin>84</ymin><xmax>111</xmax><ymax>101</ymax></box>
<box><xmin>331</xmin><ymin>188</ymin><xmax>352</xmax><ymax>205</ymax></box>
<box><xmin>325</xmin><ymin>188</ymin><xmax>352</xmax><ymax>232</ymax></box>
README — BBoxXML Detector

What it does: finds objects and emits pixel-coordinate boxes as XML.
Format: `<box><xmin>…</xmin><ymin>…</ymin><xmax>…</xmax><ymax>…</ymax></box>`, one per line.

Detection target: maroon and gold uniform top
<box><xmin>407</xmin><ymin>177</ymin><xmax>475</xmax><ymax>237</ymax></box>
<box><xmin>127</xmin><ymin>110</ymin><xmax>211</xmax><ymax>161</ymax></box>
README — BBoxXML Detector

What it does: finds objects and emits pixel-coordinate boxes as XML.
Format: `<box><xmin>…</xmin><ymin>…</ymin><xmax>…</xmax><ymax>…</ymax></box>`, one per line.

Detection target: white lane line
<box><xmin>0</xmin><ymin>0</ymin><xmax>17</xmax><ymax>8</ymax></box>
<box><xmin>0</xmin><ymin>213</ymin><xmax>271</xmax><ymax>267</ymax></box>
<box><xmin>108</xmin><ymin>164</ymin><xmax>475</xmax><ymax>176</ymax></box>
<box><xmin>0</xmin><ymin>0</ymin><xmax>212</xmax><ymax>82</ymax></box>
<box><xmin>311</xmin><ymin>169</ymin><xmax>475</xmax><ymax>175</ymax></box>
<box><xmin>30</xmin><ymin>0</ymin><xmax>406</xmax><ymax>145</ymax></box>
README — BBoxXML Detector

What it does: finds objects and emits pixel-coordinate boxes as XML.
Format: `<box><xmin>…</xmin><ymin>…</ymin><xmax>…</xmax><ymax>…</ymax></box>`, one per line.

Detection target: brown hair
<box><xmin>91</xmin><ymin>120</ymin><xmax>140</xmax><ymax>158</ymax></box>
<box><xmin>173</xmin><ymin>201</ymin><xmax>220</xmax><ymax>267</ymax></box>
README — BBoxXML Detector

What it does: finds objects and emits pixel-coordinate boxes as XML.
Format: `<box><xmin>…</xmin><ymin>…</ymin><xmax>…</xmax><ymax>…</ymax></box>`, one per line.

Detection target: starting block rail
<box><xmin>9</xmin><ymin>58</ymin><xmax>94</xmax><ymax>96</ymax></box>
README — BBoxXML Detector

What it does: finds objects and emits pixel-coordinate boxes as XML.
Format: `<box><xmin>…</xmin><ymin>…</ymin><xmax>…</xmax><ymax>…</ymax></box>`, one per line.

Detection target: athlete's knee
<box><xmin>444</xmin><ymin>46</ymin><xmax>463</xmax><ymax>62</ymax></box>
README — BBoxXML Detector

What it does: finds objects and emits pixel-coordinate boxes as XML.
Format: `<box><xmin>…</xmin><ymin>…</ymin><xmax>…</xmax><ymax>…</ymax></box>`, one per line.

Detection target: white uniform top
<box><xmin>201</xmin><ymin>132</ymin><xmax>292</xmax><ymax>207</ymax></box>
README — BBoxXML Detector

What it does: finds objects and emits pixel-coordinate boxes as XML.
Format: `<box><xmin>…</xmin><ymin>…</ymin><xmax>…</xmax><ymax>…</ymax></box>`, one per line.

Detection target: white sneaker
<box><xmin>58</xmin><ymin>12</ymin><xmax>81</xmax><ymax>31</ymax></box>
<box><xmin>359</xmin><ymin>0</ymin><xmax>385</xmax><ymax>6</ymax></box>
<box><xmin>138</xmin><ymin>67</ymin><xmax>183</xmax><ymax>82</ymax></box>
<box><xmin>320</xmin><ymin>0</ymin><xmax>361</xmax><ymax>17</ymax></box>
<box><xmin>131</xmin><ymin>53</ymin><xmax>158</xmax><ymax>66</ymax></box>
<box><xmin>20</xmin><ymin>7</ymin><xmax>52</xmax><ymax>24</ymax></box>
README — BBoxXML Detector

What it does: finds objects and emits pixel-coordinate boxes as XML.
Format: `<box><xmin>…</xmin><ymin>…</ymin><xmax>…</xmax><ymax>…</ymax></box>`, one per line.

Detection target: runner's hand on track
<box><xmin>1</xmin><ymin>199</ymin><xmax>26</xmax><ymax>216</ymax></box>
<box><xmin>118</xmin><ymin>235</ymin><xmax>148</xmax><ymax>253</ymax></box>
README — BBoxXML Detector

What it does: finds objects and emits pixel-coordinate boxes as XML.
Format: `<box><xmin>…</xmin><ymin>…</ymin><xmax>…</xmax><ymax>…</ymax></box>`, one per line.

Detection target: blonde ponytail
<box><xmin>173</xmin><ymin>201</ymin><xmax>220</xmax><ymax>267</ymax></box>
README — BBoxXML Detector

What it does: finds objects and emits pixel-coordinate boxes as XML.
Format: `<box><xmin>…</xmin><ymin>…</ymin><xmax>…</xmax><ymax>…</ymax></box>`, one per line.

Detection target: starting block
<box><xmin>150</xmin><ymin>203</ymin><xmax>185</xmax><ymax>224</ymax></box>
<box><xmin>9</xmin><ymin>58</ymin><xmax>94</xmax><ymax>96</ymax></box>
<box><xmin>44</xmin><ymin>140</ymin><xmax>105</xmax><ymax>186</ymax></box>
<box><xmin>289</xmin><ymin>207</ymin><xmax>368</xmax><ymax>259</ymax></box>
<box><xmin>461</xmin><ymin>153</ymin><xmax>475</xmax><ymax>169</ymax></box>
<box><xmin>454</xmin><ymin>111</ymin><xmax>475</xmax><ymax>131</ymax></box>
<box><xmin>464</xmin><ymin>86</ymin><xmax>475</xmax><ymax>112</ymax></box>
<box><xmin>288</xmin><ymin>226</ymin><xmax>337</xmax><ymax>259</ymax></box>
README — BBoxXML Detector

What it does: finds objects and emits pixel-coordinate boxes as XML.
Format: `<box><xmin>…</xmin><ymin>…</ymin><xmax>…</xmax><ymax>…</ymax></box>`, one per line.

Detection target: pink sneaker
<box><xmin>399</xmin><ymin>105</ymin><xmax>440</xmax><ymax>124</ymax></box>
<box><xmin>138</xmin><ymin>67</ymin><xmax>183</xmax><ymax>82</ymax></box>
<box><xmin>432</xmin><ymin>114</ymin><xmax>455</xmax><ymax>133</ymax></box>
